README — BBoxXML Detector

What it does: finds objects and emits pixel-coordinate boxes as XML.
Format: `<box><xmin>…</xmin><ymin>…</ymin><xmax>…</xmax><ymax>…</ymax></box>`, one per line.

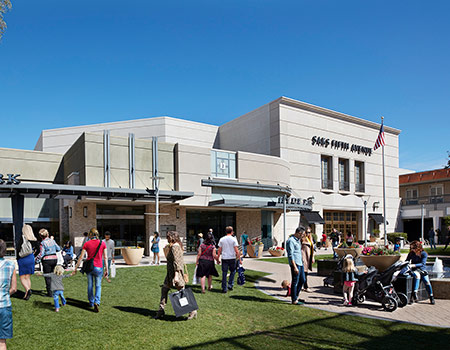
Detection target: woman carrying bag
<box><xmin>17</xmin><ymin>225</ymin><xmax>39</xmax><ymax>300</ymax></box>
<box><xmin>154</xmin><ymin>231</ymin><xmax>197</xmax><ymax>320</ymax></box>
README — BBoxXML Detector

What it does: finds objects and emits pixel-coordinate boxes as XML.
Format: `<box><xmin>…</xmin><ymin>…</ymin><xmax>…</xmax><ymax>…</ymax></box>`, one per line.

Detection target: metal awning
<box><xmin>0</xmin><ymin>183</ymin><xmax>193</xmax><ymax>202</ymax></box>
<box><xmin>369</xmin><ymin>213</ymin><xmax>384</xmax><ymax>224</ymax></box>
<box><xmin>301</xmin><ymin>211</ymin><xmax>325</xmax><ymax>224</ymax></box>
<box><xmin>209</xmin><ymin>199</ymin><xmax>312</xmax><ymax>211</ymax></box>
<box><xmin>202</xmin><ymin>179</ymin><xmax>291</xmax><ymax>195</ymax></box>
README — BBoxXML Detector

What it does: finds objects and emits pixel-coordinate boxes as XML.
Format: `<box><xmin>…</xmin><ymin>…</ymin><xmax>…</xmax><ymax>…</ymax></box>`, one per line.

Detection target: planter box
<box><xmin>359</xmin><ymin>255</ymin><xmax>400</xmax><ymax>272</ymax></box>
<box><xmin>268</xmin><ymin>249</ymin><xmax>284</xmax><ymax>257</ymax></box>
<box><xmin>333</xmin><ymin>247</ymin><xmax>363</xmax><ymax>259</ymax></box>
<box><xmin>247</xmin><ymin>244</ymin><xmax>264</xmax><ymax>258</ymax></box>
<box><xmin>121</xmin><ymin>248</ymin><xmax>144</xmax><ymax>265</ymax></box>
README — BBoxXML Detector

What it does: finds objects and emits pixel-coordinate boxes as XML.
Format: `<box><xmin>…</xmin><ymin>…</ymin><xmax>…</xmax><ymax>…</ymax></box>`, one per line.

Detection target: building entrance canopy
<box><xmin>0</xmin><ymin>183</ymin><xmax>193</xmax><ymax>250</ymax></box>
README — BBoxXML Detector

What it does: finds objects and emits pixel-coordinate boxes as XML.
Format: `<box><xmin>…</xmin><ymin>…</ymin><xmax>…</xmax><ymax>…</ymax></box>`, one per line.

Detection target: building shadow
<box><xmin>229</xmin><ymin>295</ymin><xmax>282</xmax><ymax>304</ymax></box>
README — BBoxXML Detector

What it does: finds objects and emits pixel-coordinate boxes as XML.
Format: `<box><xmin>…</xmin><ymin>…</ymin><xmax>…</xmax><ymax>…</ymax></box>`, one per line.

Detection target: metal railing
<box><xmin>321</xmin><ymin>179</ymin><xmax>333</xmax><ymax>190</ymax></box>
<box><xmin>401</xmin><ymin>194</ymin><xmax>450</xmax><ymax>206</ymax></box>
<box><xmin>355</xmin><ymin>183</ymin><xmax>365</xmax><ymax>193</ymax></box>
<box><xmin>339</xmin><ymin>181</ymin><xmax>349</xmax><ymax>191</ymax></box>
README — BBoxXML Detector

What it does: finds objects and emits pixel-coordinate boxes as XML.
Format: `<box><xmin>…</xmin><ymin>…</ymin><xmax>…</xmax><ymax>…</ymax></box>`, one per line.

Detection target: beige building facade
<box><xmin>0</xmin><ymin>97</ymin><xmax>401</xmax><ymax>254</ymax></box>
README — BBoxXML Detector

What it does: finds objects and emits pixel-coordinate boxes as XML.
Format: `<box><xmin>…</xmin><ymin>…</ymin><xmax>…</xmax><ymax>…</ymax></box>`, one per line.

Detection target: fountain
<box><xmin>428</xmin><ymin>257</ymin><xmax>450</xmax><ymax>299</ymax></box>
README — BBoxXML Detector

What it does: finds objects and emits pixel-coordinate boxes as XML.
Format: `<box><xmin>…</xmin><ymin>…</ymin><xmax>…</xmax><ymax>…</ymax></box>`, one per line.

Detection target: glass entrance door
<box><xmin>261</xmin><ymin>211</ymin><xmax>273</xmax><ymax>249</ymax></box>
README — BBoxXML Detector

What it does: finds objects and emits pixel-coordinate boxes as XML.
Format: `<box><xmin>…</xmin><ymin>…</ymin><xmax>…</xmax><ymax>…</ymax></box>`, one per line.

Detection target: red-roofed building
<box><xmin>399</xmin><ymin>168</ymin><xmax>450</xmax><ymax>242</ymax></box>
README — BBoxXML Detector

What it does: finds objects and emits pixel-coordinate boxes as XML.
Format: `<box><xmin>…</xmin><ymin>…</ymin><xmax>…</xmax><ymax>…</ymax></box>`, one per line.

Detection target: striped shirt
<box><xmin>0</xmin><ymin>258</ymin><xmax>15</xmax><ymax>308</ymax></box>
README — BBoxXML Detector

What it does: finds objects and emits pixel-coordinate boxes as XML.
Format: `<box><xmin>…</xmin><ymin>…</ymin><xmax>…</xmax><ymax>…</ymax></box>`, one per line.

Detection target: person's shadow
<box><xmin>114</xmin><ymin>306</ymin><xmax>179</xmax><ymax>321</ymax></box>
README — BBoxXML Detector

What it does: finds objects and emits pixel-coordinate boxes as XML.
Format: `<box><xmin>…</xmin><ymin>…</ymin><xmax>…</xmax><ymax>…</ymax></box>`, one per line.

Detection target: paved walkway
<box><xmin>242</xmin><ymin>257</ymin><xmax>450</xmax><ymax>329</ymax></box>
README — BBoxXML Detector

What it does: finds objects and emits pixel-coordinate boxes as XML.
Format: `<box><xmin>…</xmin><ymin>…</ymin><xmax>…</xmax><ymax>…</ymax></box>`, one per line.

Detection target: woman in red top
<box><xmin>73</xmin><ymin>228</ymin><xmax>107</xmax><ymax>312</ymax></box>
<box><xmin>195</xmin><ymin>232</ymin><xmax>219</xmax><ymax>293</ymax></box>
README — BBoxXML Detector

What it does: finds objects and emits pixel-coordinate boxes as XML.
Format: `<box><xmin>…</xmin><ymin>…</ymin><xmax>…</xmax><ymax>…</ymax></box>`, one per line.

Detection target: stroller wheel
<box><xmin>381</xmin><ymin>296</ymin><xmax>398</xmax><ymax>312</ymax></box>
<box><xmin>397</xmin><ymin>293</ymin><xmax>408</xmax><ymax>308</ymax></box>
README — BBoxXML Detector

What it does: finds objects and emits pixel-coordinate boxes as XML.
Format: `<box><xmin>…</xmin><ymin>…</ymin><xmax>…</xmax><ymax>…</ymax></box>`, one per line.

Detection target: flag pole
<box><xmin>381</xmin><ymin>116</ymin><xmax>387</xmax><ymax>246</ymax></box>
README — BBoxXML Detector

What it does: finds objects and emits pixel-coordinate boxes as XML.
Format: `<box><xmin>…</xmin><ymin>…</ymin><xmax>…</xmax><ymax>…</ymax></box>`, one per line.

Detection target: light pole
<box><xmin>421</xmin><ymin>204</ymin><xmax>425</xmax><ymax>243</ymax></box>
<box><xmin>363</xmin><ymin>200</ymin><xmax>367</xmax><ymax>246</ymax></box>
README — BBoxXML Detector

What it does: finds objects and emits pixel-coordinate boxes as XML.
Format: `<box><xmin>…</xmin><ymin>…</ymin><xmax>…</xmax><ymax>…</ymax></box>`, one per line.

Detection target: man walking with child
<box><xmin>217</xmin><ymin>226</ymin><xmax>242</xmax><ymax>293</ymax></box>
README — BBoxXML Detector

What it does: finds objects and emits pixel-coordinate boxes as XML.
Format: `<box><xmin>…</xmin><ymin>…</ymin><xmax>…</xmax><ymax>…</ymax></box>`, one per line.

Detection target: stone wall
<box><xmin>236</xmin><ymin>210</ymin><xmax>261</xmax><ymax>241</ymax></box>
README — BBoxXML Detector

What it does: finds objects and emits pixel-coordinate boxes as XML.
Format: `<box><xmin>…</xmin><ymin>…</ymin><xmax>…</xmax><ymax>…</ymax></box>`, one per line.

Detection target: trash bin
<box><xmin>393</xmin><ymin>274</ymin><xmax>427</xmax><ymax>301</ymax></box>
<box><xmin>399</xmin><ymin>237</ymin><xmax>405</xmax><ymax>249</ymax></box>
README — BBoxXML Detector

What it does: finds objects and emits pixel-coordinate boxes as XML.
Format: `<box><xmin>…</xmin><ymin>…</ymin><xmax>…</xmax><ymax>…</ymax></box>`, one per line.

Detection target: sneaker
<box><xmin>55</xmin><ymin>308</ymin><xmax>59</xmax><ymax>312</ymax></box>
<box><xmin>348</xmin><ymin>302</ymin><xmax>352</xmax><ymax>306</ymax></box>
<box><xmin>343</xmin><ymin>300</ymin><xmax>348</xmax><ymax>306</ymax></box>
<box><xmin>430</xmin><ymin>296</ymin><xmax>435</xmax><ymax>305</ymax></box>
<box><xmin>93</xmin><ymin>303</ymin><xmax>99</xmax><ymax>313</ymax></box>
<box><xmin>228</xmin><ymin>286</ymin><xmax>233</xmax><ymax>291</ymax></box>
<box><xmin>303</xmin><ymin>288</ymin><xmax>313</xmax><ymax>293</ymax></box>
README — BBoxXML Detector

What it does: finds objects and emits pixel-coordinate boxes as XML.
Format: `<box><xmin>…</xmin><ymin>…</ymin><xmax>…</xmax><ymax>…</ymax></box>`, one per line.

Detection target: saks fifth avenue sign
<box><xmin>311</xmin><ymin>136</ymin><xmax>372</xmax><ymax>156</ymax></box>
<box><xmin>0</xmin><ymin>174</ymin><xmax>21</xmax><ymax>185</ymax></box>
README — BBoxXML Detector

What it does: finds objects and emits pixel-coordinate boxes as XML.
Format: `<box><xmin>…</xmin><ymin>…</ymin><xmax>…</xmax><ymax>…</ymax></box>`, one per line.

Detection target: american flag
<box><xmin>373</xmin><ymin>122</ymin><xmax>385</xmax><ymax>151</ymax></box>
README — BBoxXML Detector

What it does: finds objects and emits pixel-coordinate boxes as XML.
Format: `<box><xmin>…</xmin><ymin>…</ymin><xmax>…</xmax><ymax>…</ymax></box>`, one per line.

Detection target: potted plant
<box><xmin>359</xmin><ymin>246</ymin><xmax>401</xmax><ymax>272</ymax></box>
<box><xmin>268</xmin><ymin>246</ymin><xmax>285</xmax><ymax>257</ymax></box>
<box><xmin>333</xmin><ymin>242</ymin><xmax>363</xmax><ymax>258</ymax></box>
<box><xmin>121</xmin><ymin>246</ymin><xmax>145</xmax><ymax>265</ymax></box>
<box><xmin>370</xmin><ymin>229</ymin><xmax>380</xmax><ymax>242</ymax></box>
<box><xmin>247</xmin><ymin>237</ymin><xmax>264</xmax><ymax>258</ymax></box>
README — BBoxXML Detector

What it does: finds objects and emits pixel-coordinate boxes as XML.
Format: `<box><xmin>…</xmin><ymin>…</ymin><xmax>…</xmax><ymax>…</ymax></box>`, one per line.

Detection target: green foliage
<box><xmin>387</xmin><ymin>232</ymin><xmax>408</xmax><ymax>243</ymax></box>
<box><xmin>0</xmin><ymin>0</ymin><xmax>12</xmax><ymax>40</ymax></box>
<box><xmin>445</xmin><ymin>151</ymin><xmax>450</xmax><ymax>169</ymax></box>
<box><xmin>443</xmin><ymin>215</ymin><xmax>450</xmax><ymax>227</ymax></box>
<box><xmin>372</xmin><ymin>229</ymin><xmax>380</xmax><ymax>237</ymax></box>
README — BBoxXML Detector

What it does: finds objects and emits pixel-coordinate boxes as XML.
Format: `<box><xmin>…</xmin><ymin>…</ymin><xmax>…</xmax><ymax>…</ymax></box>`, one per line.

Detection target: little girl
<box><xmin>38</xmin><ymin>265</ymin><xmax>71</xmax><ymax>312</ymax></box>
<box><xmin>281</xmin><ymin>280</ymin><xmax>291</xmax><ymax>297</ymax></box>
<box><xmin>342</xmin><ymin>255</ymin><xmax>358</xmax><ymax>306</ymax></box>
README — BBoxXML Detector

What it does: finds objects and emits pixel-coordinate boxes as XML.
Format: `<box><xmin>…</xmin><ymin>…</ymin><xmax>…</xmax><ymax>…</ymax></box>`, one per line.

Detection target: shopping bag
<box><xmin>237</xmin><ymin>263</ymin><xmax>245</xmax><ymax>286</ymax></box>
<box><xmin>169</xmin><ymin>288</ymin><xmax>198</xmax><ymax>317</ymax></box>
<box><xmin>110</xmin><ymin>262</ymin><xmax>116</xmax><ymax>278</ymax></box>
<box><xmin>192</xmin><ymin>265</ymin><xmax>199</xmax><ymax>285</ymax></box>
<box><xmin>56</xmin><ymin>251</ymin><xmax>64</xmax><ymax>266</ymax></box>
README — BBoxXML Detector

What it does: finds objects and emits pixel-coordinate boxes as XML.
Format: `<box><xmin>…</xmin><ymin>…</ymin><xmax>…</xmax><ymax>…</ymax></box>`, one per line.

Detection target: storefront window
<box><xmin>321</xmin><ymin>155</ymin><xmax>333</xmax><ymax>189</ymax></box>
<box><xmin>211</xmin><ymin>150</ymin><xmax>236</xmax><ymax>179</ymax></box>
<box><xmin>324</xmin><ymin>210</ymin><xmax>359</xmax><ymax>239</ymax></box>
<box><xmin>355</xmin><ymin>161</ymin><xmax>365</xmax><ymax>192</ymax></box>
<box><xmin>338</xmin><ymin>158</ymin><xmax>349</xmax><ymax>191</ymax></box>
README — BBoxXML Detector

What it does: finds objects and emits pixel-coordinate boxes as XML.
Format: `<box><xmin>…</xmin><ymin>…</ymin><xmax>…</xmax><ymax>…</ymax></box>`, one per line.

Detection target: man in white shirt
<box><xmin>217</xmin><ymin>226</ymin><xmax>242</xmax><ymax>293</ymax></box>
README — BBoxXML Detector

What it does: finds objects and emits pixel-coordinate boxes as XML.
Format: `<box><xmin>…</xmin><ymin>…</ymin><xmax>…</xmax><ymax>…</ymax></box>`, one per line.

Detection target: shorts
<box><xmin>344</xmin><ymin>281</ymin><xmax>356</xmax><ymax>287</ymax></box>
<box><xmin>0</xmin><ymin>306</ymin><xmax>13</xmax><ymax>339</ymax></box>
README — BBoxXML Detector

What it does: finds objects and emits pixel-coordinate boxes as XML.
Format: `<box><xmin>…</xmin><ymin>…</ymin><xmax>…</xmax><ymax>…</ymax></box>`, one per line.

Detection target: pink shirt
<box><xmin>83</xmin><ymin>239</ymin><xmax>106</xmax><ymax>268</ymax></box>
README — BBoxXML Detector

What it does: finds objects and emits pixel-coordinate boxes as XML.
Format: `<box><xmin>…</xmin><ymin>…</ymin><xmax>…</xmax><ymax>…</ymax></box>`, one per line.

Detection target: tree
<box><xmin>446</xmin><ymin>151</ymin><xmax>450</xmax><ymax>169</ymax></box>
<box><xmin>0</xmin><ymin>0</ymin><xmax>12</xmax><ymax>41</ymax></box>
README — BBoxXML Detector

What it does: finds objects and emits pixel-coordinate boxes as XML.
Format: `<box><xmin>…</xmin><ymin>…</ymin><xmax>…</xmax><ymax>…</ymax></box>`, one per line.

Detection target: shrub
<box><xmin>387</xmin><ymin>232</ymin><xmax>408</xmax><ymax>243</ymax></box>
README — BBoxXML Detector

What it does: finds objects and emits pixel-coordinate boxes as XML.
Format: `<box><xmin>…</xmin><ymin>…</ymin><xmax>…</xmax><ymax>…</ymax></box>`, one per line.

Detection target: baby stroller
<box><xmin>323</xmin><ymin>255</ymin><xmax>346</xmax><ymax>287</ymax></box>
<box><xmin>352</xmin><ymin>261</ymin><xmax>409</xmax><ymax>312</ymax></box>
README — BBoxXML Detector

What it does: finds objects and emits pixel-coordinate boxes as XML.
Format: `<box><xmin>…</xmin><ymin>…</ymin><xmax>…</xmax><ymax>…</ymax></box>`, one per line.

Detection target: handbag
<box><xmin>110</xmin><ymin>262</ymin><xmax>116</xmax><ymax>278</ymax></box>
<box><xmin>183</xmin><ymin>264</ymin><xmax>189</xmax><ymax>283</ymax></box>
<box><xmin>237</xmin><ymin>262</ymin><xmax>246</xmax><ymax>286</ymax></box>
<box><xmin>169</xmin><ymin>288</ymin><xmax>198</xmax><ymax>317</ymax></box>
<box><xmin>80</xmin><ymin>242</ymin><xmax>102</xmax><ymax>274</ymax></box>
<box><xmin>19</xmin><ymin>235</ymin><xmax>33</xmax><ymax>258</ymax></box>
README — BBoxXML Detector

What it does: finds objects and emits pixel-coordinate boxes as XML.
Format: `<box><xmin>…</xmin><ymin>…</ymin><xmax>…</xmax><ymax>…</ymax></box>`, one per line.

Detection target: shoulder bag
<box><xmin>19</xmin><ymin>235</ymin><xmax>33</xmax><ymax>258</ymax></box>
<box><xmin>80</xmin><ymin>242</ymin><xmax>102</xmax><ymax>274</ymax></box>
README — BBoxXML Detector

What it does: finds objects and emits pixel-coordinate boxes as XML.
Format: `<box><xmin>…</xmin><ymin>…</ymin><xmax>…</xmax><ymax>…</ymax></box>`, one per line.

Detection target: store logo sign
<box><xmin>0</xmin><ymin>174</ymin><xmax>21</xmax><ymax>185</ymax></box>
<box><xmin>311</xmin><ymin>136</ymin><xmax>372</xmax><ymax>156</ymax></box>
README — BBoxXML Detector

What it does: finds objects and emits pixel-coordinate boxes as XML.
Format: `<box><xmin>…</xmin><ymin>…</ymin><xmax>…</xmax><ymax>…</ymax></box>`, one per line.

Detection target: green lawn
<box><xmin>9</xmin><ymin>265</ymin><xmax>450</xmax><ymax>350</ymax></box>
<box><xmin>425</xmin><ymin>247</ymin><xmax>450</xmax><ymax>256</ymax></box>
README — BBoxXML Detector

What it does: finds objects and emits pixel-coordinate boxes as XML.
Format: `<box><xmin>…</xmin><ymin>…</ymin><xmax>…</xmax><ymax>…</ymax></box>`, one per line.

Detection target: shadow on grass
<box><xmin>113</xmin><ymin>306</ymin><xmax>179</xmax><ymax>322</ymax></box>
<box><xmin>65</xmin><ymin>297</ymin><xmax>95</xmax><ymax>312</ymax></box>
<box><xmin>32</xmin><ymin>300</ymin><xmax>54</xmax><ymax>310</ymax></box>
<box><xmin>229</xmin><ymin>295</ymin><xmax>282</xmax><ymax>304</ymax></box>
<box><xmin>173</xmin><ymin>312</ymin><xmax>450</xmax><ymax>350</ymax></box>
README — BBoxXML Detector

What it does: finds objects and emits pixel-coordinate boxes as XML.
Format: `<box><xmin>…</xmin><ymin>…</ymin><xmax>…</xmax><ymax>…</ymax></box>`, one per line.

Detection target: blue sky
<box><xmin>1</xmin><ymin>0</ymin><xmax>449</xmax><ymax>171</ymax></box>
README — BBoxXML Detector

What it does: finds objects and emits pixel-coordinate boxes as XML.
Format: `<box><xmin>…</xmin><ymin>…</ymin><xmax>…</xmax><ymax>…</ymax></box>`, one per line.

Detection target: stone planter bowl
<box><xmin>248</xmin><ymin>244</ymin><xmax>264</xmax><ymax>258</ymax></box>
<box><xmin>121</xmin><ymin>247</ymin><xmax>144</xmax><ymax>265</ymax></box>
<box><xmin>359</xmin><ymin>255</ymin><xmax>401</xmax><ymax>272</ymax></box>
<box><xmin>268</xmin><ymin>249</ymin><xmax>284</xmax><ymax>257</ymax></box>
<box><xmin>333</xmin><ymin>247</ymin><xmax>363</xmax><ymax>259</ymax></box>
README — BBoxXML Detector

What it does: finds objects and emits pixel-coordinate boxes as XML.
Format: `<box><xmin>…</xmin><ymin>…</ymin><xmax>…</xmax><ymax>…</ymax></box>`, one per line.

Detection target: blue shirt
<box><xmin>286</xmin><ymin>235</ymin><xmax>303</xmax><ymax>266</ymax></box>
<box><xmin>406</xmin><ymin>251</ymin><xmax>428</xmax><ymax>270</ymax></box>
<box><xmin>35</xmin><ymin>238</ymin><xmax>61</xmax><ymax>263</ymax></box>
<box><xmin>0</xmin><ymin>258</ymin><xmax>15</xmax><ymax>308</ymax></box>
<box><xmin>63</xmin><ymin>246</ymin><xmax>74</xmax><ymax>258</ymax></box>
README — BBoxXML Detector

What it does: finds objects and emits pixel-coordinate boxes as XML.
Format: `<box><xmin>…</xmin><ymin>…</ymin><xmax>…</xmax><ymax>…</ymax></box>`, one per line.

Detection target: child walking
<box><xmin>342</xmin><ymin>254</ymin><xmax>357</xmax><ymax>306</ymax></box>
<box><xmin>38</xmin><ymin>265</ymin><xmax>71</xmax><ymax>312</ymax></box>
<box><xmin>0</xmin><ymin>239</ymin><xmax>17</xmax><ymax>350</ymax></box>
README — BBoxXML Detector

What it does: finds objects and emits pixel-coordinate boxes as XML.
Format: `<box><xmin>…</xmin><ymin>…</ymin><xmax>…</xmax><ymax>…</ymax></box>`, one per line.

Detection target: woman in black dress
<box><xmin>195</xmin><ymin>232</ymin><xmax>219</xmax><ymax>293</ymax></box>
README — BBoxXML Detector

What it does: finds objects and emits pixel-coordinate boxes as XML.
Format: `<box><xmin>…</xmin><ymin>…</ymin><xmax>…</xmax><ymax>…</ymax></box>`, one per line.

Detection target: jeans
<box><xmin>429</xmin><ymin>237</ymin><xmax>436</xmax><ymax>249</ymax></box>
<box><xmin>42</xmin><ymin>259</ymin><xmax>57</xmax><ymax>295</ymax></box>
<box><xmin>412</xmin><ymin>270</ymin><xmax>433</xmax><ymax>296</ymax></box>
<box><xmin>221</xmin><ymin>259</ymin><xmax>237</xmax><ymax>292</ymax></box>
<box><xmin>332</xmin><ymin>241</ymin><xmax>338</xmax><ymax>259</ymax></box>
<box><xmin>242</xmin><ymin>244</ymin><xmax>247</xmax><ymax>257</ymax></box>
<box><xmin>290</xmin><ymin>264</ymin><xmax>305</xmax><ymax>303</ymax></box>
<box><xmin>87</xmin><ymin>267</ymin><xmax>103</xmax><ymax>306</ymax></box>
<box><xmin>53</xmin><ymin>290</ymin><xmax>66</xmax><ymax>309</ymax></box>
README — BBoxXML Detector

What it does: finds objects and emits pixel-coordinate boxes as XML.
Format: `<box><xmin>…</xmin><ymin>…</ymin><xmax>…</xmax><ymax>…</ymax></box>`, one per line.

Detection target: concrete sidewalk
<box><xmin>242</xmin><ymin>258</ymin><xmax>450</xmax><ymax>328</ymax></box>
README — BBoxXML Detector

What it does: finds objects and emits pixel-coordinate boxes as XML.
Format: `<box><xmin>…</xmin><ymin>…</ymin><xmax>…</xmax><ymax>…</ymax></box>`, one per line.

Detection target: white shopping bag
<box><xmin>56</xmin><ymin>251</ymin><xmax>64</xmax><ymax>266</ymax></box>
<box><xmin>111</xmin><ymin>262</ymin><xmax>116</xmax><ymax>278</ymax></box>
<box><xmin>192</xmin><ymin>265</ymin><xmax>199</xmax><ymax>285</ymax></box>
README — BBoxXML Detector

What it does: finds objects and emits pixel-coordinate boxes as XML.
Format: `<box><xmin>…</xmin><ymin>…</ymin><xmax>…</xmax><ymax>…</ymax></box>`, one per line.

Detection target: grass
<box><xmin>9</xmin><ymin>264</ymin><xmax>450</xmax><ymax>350</ymax></box>
<box><xmin>425</xmin><ymin>247</ymin><xmax>450</xmax><ymax>256</ymax></box>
